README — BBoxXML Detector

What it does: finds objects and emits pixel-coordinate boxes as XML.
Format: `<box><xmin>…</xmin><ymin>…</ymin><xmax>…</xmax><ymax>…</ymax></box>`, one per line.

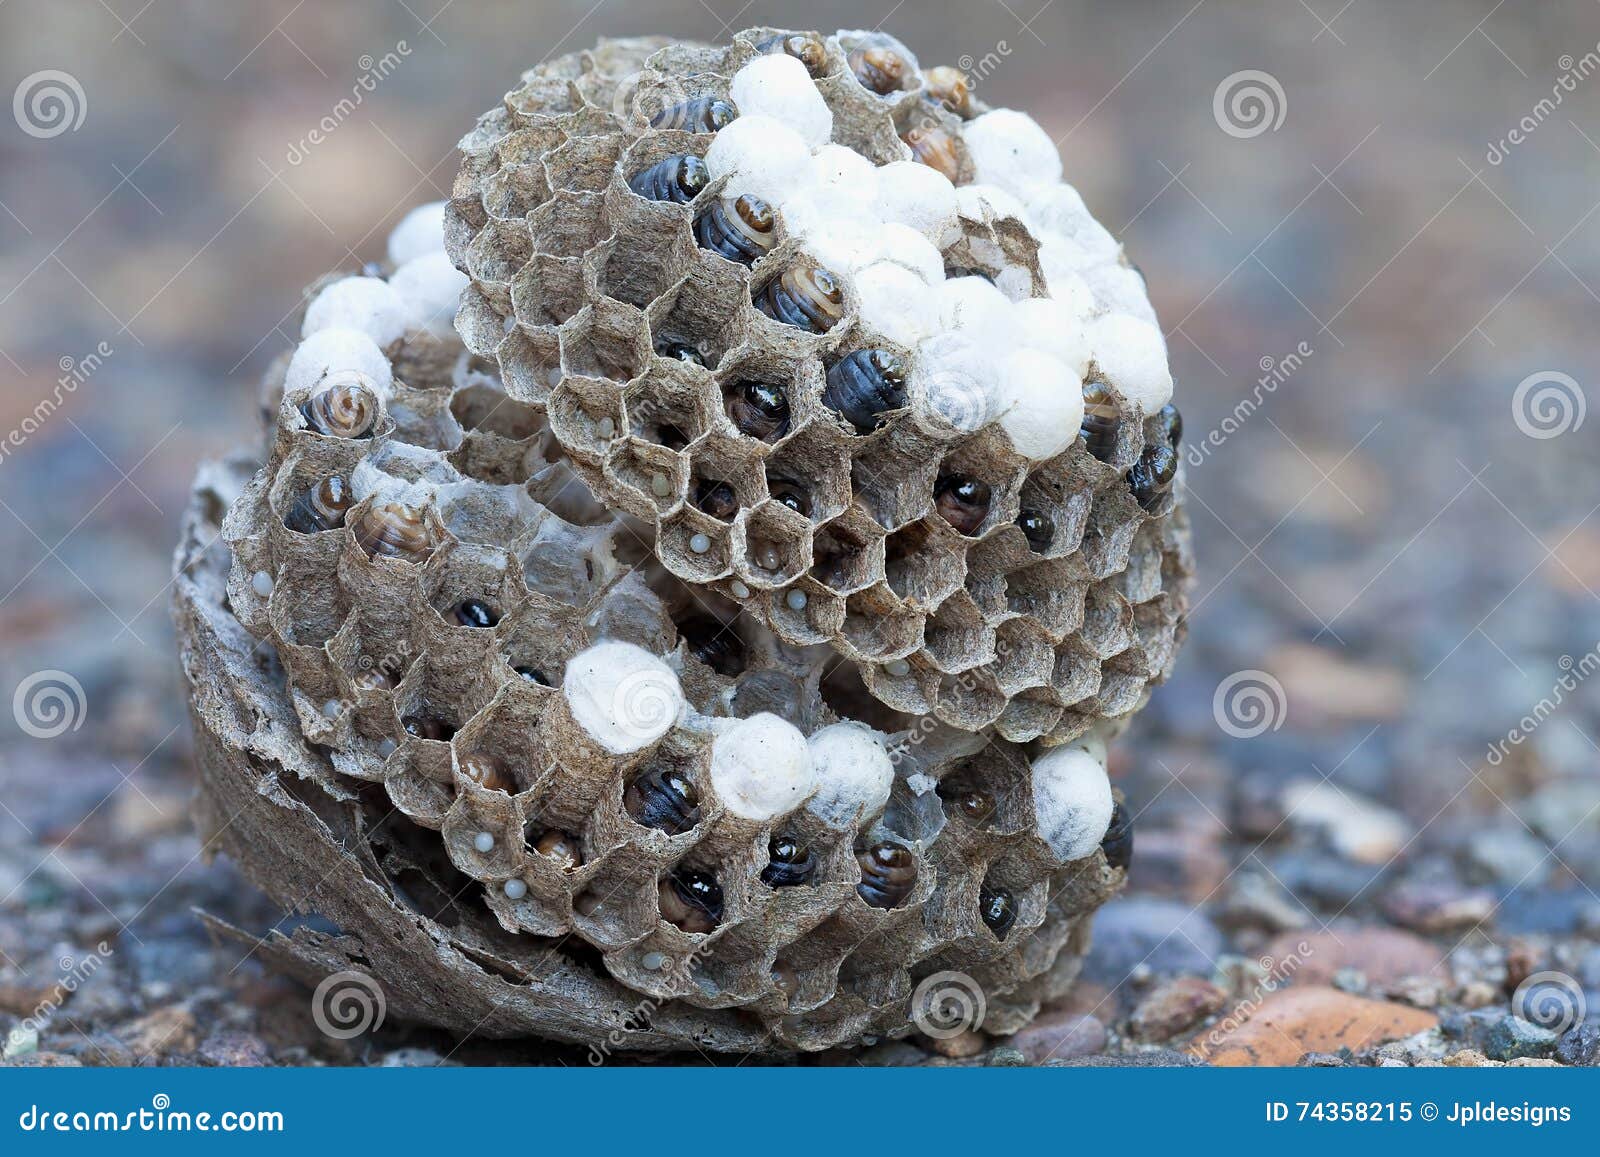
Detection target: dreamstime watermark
<box><xmin>3</xmin><ymin>942</ymin><xmax>114</xmax><ymax>1054</ymax></box>
<box><xmin>588</xmin><ymin>941</ymin><xmax>717</xmax><ymax>1064</ymax></box>
<box><xmin>13</xmin><ymin>670</ymin><xmax>88</xmax><ymax>740</ymax></box>
<box><xmin>1189</xmin><ymin>942</ymin><xmax>1313</xmax><ymax>1060</ymax></box>
<box><xmin>1185</xmin><ymin>340</ymin><xmax>1313</xmax><ymax>467</ymax></box>
<box><xmin>911</xmin><ymin>970</ymin><xmax>987</xmax><ymax>1039</ymax></box>
<box><xmin>0</xmin><ymin>342</ymin><xmax>114</xmax><ymax>467</ymax></box>
<box><xmin>1511</xmin><ymin>971</ymin><xmax>1587</xmax><ymax>1036</ymax></box>
<box><xmin>889</xmin><ymin>638</ymin><xmax>1014</xmax><ymax>764</ymax></box>
<box><xmin>956</xmin><ymin>41</ymin><xmax>1015</xmax><ymax>88</ymax></box>
<box><xmin>13</xmin><ymin>70</ymin><xmax>87</xmax><ymax>139</ymax></box>
<box><xmin>1212</xmin><ymin>669</ymin><xmax>1287</xmax><ymax>739</ymax></box>
<box><xmin>285</xmin><ymin>42</ymin><xmax>412</xmax><ymax>166</ymax></box>
<box><xmin>1511</xmin><ymin>370</ymin><xmax>1585</xmax><ymax>439</ymax></box>
<box><xmin>310</xmin><ymin>970</ymin><xmax>387</xmax><ymax>1039</ymax></box>
<box><xmin>1487</xmin><ymin>45</ymin><xmax>1600</xmax><ymax>165</ymax></box>
<box><xmin>1213</xmin><ymin>70</ymin><xmax>1286</xmax><ymax>139</ymax></box>
<box><xmin>1485</xmin><ymin>644</ymin><xmax>1600</xmax><ymax>765</ymax></box>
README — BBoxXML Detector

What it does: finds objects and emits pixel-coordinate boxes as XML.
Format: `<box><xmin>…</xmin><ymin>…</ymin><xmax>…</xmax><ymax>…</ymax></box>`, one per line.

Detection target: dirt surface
<box><xmin>1</xmin><ymin>0</ymin><xmax>1597</xmax><ymax>1066</ymax></box>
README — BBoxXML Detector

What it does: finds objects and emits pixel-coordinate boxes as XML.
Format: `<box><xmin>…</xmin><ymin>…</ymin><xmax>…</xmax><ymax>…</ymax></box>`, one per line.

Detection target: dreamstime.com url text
<box><xmin>16</xmin><ymin>1095</ymin><xmax>284</xmax><ymax>1134</ymax></box>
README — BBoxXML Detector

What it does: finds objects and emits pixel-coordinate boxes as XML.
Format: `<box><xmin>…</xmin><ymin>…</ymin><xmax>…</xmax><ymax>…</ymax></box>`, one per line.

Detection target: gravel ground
<box><xmin>1</xmin><ymin>0</ymin><xmax>1598</xmax><ymax>1066</ymax></box>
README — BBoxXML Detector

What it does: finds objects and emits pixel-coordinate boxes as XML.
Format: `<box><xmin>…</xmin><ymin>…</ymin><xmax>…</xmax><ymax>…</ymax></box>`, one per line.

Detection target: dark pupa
<box><xmin>1155</xmin><ymin>402</ymin><xmax>1183</xmax><ymax>448</ymax></box>
<box><xmin>653</xmin><ymin>335</ymin><xmax>707</xmax><ymax>367</ymax></box>
<box><xmin>941</xmin><ymin>783</ymin><xmax>995</xmax><ymax>826</ymax></box>
<box><xmin>1017</xmin><ymin>508</ymin><xmax>1053</xmax><ymax>553</ymax></box>
<box><xmin>624</xmin><ymin>764</ymin><xmax>701</xmax><ymax>834</ymax></box>
<box><xmin>767</xmin><ymin>479</ymin><xmax>809</xmax><ymax>518</ymax></box>
<box><xmin>650</xmin><ymin>96</ymin><xmax>737</xmax><ymax>133</ymax></box>
<box><xmin>1101</xmin><ymin>799</ymin><xmax>1133</xmax><ymax>870</ymax></box>
<box><xmin>753</xmin><ymin>264</ymin><xmax>845</xmax><ymax>333</ymax></box>
<box><xmin>856</xmin><ymin>840</ymin><xmax>918</xmax><ymax>909</ymax></box>
<box><xmin>760</xmin><ymin>834</ymin><xmax>816</xmax><ymax>887</ymax></box>
<box><xmin>694</xmin><ymin>193</ymin><xmax>778</xmax><ymax>265</ymax></box>
<box><xmin>849</xmin><ymin>45</ymin><xmax>910</xmax><ymax>94</ymax></box>
<box><xmin>452</xmin><ymin>598</ymin><xmax>500</xmax><ymax>629</ymax></box>
<box><xmin>679</xmin><ymin>616</ymin><xmax>746</xmax><ymax>677</ymax></box>
<box><xmin>659</xmin><ymin>868</ymin><xmax>723</xmax><ymax>933</ymax></box>
<box><xmin>301</xmin><ymin>378</ymin><xmax>379</xmax><ymax>439</ymax></box>
<box><xmin>533</xmin><ymin>829</ymin><xmax>583</xmax><ymax>871</ymax></box>
<box><xmin>695</xmin><ymin>477</ymin><xmax>740</xmax><ymax>520</ymax></box>
<box><xmin>283</xmin><ymin>475</ymin><xmax>353</xmax><ymax>534</ymax></box>
<box><xmin>934</xmin><ymin>474</ymin><xmax>992</xmax><ymax>535</ymax></box>
<box><xmin>755</xmin><ymin>31</ymin><xmax>827</xmax><ymax>76</ymax></box>
<box><xmin>901</xmin><ymin>125</ymin><xmax>963</xmax><ymax>184</ymax></box>
<box><xmin>459</xmin><ymin>752</ymin><xmax>514</xmax><ymax>793</ymax></box>
<box><xmin>627</xmin><ymin>154</ymin><xmax>710</xmax><ymax>203</ymax></box>
<box><xmin>352</xmin><ymin>501</ymin><xmax>437</xmax><ymax>563</ymax></box>
<box><xmin>1080</xmin><ymin>379</ymin><xmax>1120</xmax><ymax>462</ymax></box>
<box><xmin>724</xmin><ymin>380</ymin><xmax>791</xmax><ymax>442</ymax></box>
<box><xmin>979</xmin><ymin>886</ymin><xmax>1016</xmax><ymax>939</ymax></box>
<box><xmin>1127</xmin><ymin>442</ymin><xmax>1178</xmax><ymax>511</ymax></box>
<box><xmin>922</xmin><ymin>65</ymin><xmax>973</xmax><ymax>117</ymax></box>
<box><xmin>823</xmin><ymin>349</ymin><xmax>908</xmax><ymax>433</ymax></box>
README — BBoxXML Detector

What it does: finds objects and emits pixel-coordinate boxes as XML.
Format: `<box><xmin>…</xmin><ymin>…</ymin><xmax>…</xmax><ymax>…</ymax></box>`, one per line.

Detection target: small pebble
<box><xmin>729</xmin><ymin>580</ymin><xmax>751</xmax><ymax>599</ymax></box>
<box><xmin>503</xmin><ymin>878</ymin><xmax>528</xmax><ymax>900</ymax></box>
<box><xmin>252</xmin><ymin>570</ymin><xmax>274</xmax><ymax>596</ymax></box>
<box><xmin>785</xmin><ymin>589</ymin><xmax>808</xmax><ymax>611</ymax></box>
<box><xmin>885</xmin><ymin>658</ymin><xmax>911</xmax><ymax>677</ymax></box>
<box><xmin>650</xmin><ymin>472</ymin><xmax>672</xmax><ymax>497</ymax></box>
<box><xmin>473</xmin><ymin>831</ymin><xmax>495</xmax><ymax>853</ymax></box>
<box><xmin>641</xmin><ymin>951</ymin><xmax>666</xmax><ymax>971</ymax></box>
<box><xmin>689</xmin><ymin>533</ymin><xmax>712</xmax><ymax>554</ymax></box>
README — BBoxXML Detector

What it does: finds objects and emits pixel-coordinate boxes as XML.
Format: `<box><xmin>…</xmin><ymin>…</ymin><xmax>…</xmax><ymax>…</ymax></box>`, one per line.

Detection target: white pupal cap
<box><xmin>1039</xmin><ymin>265</ymin><xmax>1095</xmax><ymax>323</ymax></box>
<box><xmin>995</xmin><ymin>347</ymin><xmax>1084</xmax><ymax>461</ymax></box>
<box><xmin>1031</xmin><ymin>745</ymin><xmax>1114</xmax><ymax>861</ymax></box>
<box><xmin>709</xmin><ymin>713</ymin><xmax>815</xmax><ymax>821</ymax></box>
<box><xmin>936</xmin><ymin>275</ymin><xmax>1012</xmax><ymax>337</ymax></box>
<box><xmin>729</xmin><ymin>53</ymin><xmax>833</xmax><ymax>147</ymax></box>
<box><xmin>1027</xmin><ymin>184</ymin><xmax>1121</xmax><ymax>267</ymax></box>
<box><xmin>389</xmin><ymin>252</ymin><xmax>468</xmax><ymax>337</ymax></box>
<box><xmin>286</xmin><ymin>327</ymin><xmax>394</xmax><ymax>398</ymax></box>
<box><xmin>855</xmin><ymin>261</ymin><xmax>939</xmax><ymax>347</ymax></box>
<box><xmin>1088</xmin><ymin>313</ymin><xmax>1173</xmax><ymax>412</ymax></box>
<box><xmin>704</xmin><ymin>114</ymin><xmax>813</xmax><ymax>208</ymax></box>
<box><xmin>563</xmin><ymin>640</ymin><xmax>685</xmax><ymax>755</ymax></box>
<box><xmin>964</xmin><ymin>109</ymin><xmax>1063</xmax><ymax>198</ymax></box>
<box><xmin>810</xmin><ymin>144</ymin><xmax>881</xmax><ymax>212</ymax></box>
<box><xmin>1012</xmin><ymin>297</ymin><xmax>1093</xmax><ymax>378</ymax></box>
<box><xmin>387</xmin><ymin>200</ymin><xmax>448</xmax><ymax>266</ymax></box>
<box><xmin>795</xmin><ymin>216</ymin><xmax>883</xmax><ymax>279</ymax></box>
<box><xmin>805</xmin><ymin>722</ymin><xmax>894</xmax><ymax>827</ymax></box>
<box><xmin>873</xmin><ymin>160</ymin><xmax>958</xmax><ymax>243</ymax></box>
<box><xmin>872</xmin><ymin>223</ymin><xmax>945</xmax><ymax>286</ymax></box>
<box><xmin>911</xmin><ymin>330</ymin><xmax>997</xmax><ymax>433</ymax></box>
<box><xmin>303</xmin><ymin>276</ymin><xmax>408</xmax><ymax>347</ymax></box>
<box><xmin>955</xmin><ymin>182</ymin><xmax>1030</xmax><ymax>225</ymax></box>
<box><xmin>1084</xmin><ymin>263</ymin><xmax>1157</xmax><ymax>326</ymax></box>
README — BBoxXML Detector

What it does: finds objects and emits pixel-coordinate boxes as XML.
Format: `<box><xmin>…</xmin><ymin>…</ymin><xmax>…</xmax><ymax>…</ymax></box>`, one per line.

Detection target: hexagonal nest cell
<box><xmin>175</xmin><ymin>27</ymin><xmax>1192</xmax><ymax>1056</ymax></box>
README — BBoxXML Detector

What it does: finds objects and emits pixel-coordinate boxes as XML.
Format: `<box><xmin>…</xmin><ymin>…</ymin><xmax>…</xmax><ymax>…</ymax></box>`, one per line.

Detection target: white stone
<box><xmin>389</xmin><ymin>252</ymin><xmax>467</xmax><ymax>337</ymax></box>
<box><xmin>964</xmin><ymin>109</ymin><xmax>1062</xmax><ymax>198</ymax></box>
<box><xmin>709</xmin><ymin>713</ymin><xmax>815</xmax><ymax>821</ymax></box>
<box><xmin>873</xmin><ymin>160</ymin><xmax>958</xmax><ymax>243</ymax></box>
<box><xmin>855</xmin><ymin>261</ymin><xmax>939</xmax><ymax>346</ymax></box>
<box><xmin>303</xmin><ymin>276</ymin><xmax>407</xmax><ymax>347</ymax></box>
<box><xmin>285</xmin><ymin>327</ymin><xmax>393</xmax><ymax>398</ymax></box>
<box><xmin>704</xmin><ymin>114</ymin><xmax>813</xmax><ymax>208</ymax></box>
<box><xmin>563</xmin><ymin>640</ymin><xmax>684</xmax><ymax>754</ymax></box>
<box><xmin>994</xmin><ymin>347</ymin><xmax>1084</xmax><ymax>461</ymax></box>
<box><xmin>1012</xmin><ymin>297</ymin><xmax>1093</xmax><ymax>378</ymax></box>
<box><xmin>1087</xmin><ymin>313</ymin><xmax>1173</xmax><ymax>412</ymax></box>
<box><xmin>1031</xmin><ymin>746</ymin><xmax>1114</xmax><ymax>861</ymax></box>
<box><xmin>729</xmin><ymin>54</ymin><xmax>832</xmax><ymax>147</ymax></box>
<box><xmin>806</xmin><ymin>722</ymin><xmax>894</xmax><ymax>827</ymax></box>
<box><xmin>387</xmin><ymin>200</ymin><xmax>447</xmax><ymax>266</ymax></box>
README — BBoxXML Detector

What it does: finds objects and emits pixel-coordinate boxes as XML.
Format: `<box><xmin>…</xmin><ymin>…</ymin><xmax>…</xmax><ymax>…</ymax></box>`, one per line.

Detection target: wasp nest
<box><xmin>174</xmin><ymin>28</ymin><xmax>1190</xmax><ymax>1055</ymax></box>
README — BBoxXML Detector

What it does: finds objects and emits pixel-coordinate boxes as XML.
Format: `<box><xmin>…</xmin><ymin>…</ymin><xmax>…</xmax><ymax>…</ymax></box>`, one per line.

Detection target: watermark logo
<box><xmin>310</xmin><ymin>970</ymin><xmax>387</xmax><ymax>1039</ymax></box>
<box><xmin>1512</xmin><ymin>370</ymin><xmax>1585</xmax><ymax>439</ymax></box>
<box><xmin>1511</xmin><ymin>970</ymin><xmax>1586</xmax><ymax>1035</ymax></box>
<box><xmin>13</xmin><ymin>70</ymin><xmax>87</xmax><ymax>139</ymax></box>
<box><xmin>911</xmin><ymin>970</ymin><xmax>986</xmax><ymax>1039</ymax></box>
<box><xmin>609</xmin><ymin>666</ymin><xmax>682</xmax><ymax>745</ymax></box>
<box><xmin>1212</xmin><ymin>669</ymin><xmax>1287</xmax><ymax>739</ymax></box>
<box><xmin>13</xmin><ymin>670</ymin><xmax>88</xmax><ymax>739</ymax></box>
<box><xmin>1213</xmin><ymin>70</ymin><xmax>1286</xmax><ymax>139</ymax></box>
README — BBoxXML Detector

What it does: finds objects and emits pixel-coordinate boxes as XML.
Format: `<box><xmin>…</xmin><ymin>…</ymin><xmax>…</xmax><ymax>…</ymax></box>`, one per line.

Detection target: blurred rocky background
<box><xmin>2</xmin><ymin>0</ymin><xmax>1598</xmax><ymax>1066</ymax></box>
